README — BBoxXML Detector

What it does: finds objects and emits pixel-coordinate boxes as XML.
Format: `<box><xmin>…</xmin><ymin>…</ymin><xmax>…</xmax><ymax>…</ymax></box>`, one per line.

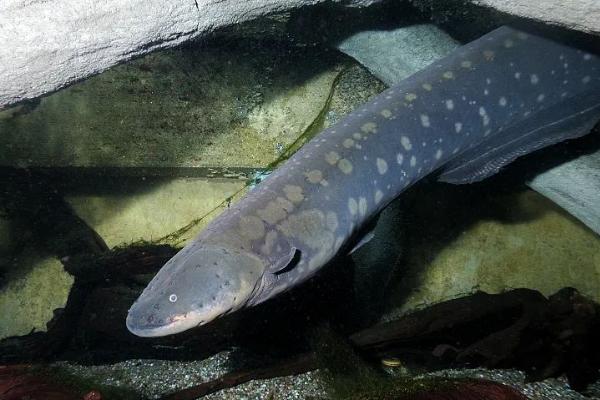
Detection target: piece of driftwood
<box><xmin>0</xmin><ymin>365</ymin><xmax>81</xmax><ymax>400</ymax></box>
<box><xmin>0</xmin><ymin>365</ymin><xmax>109</xmax><ymax>399</ymax></box>
<box><xmin>350</xmin><ymin>289</ymin><xmax>547</xmax><ymax>354</ymax></box>
<box><xmin>350</xmin><ymin>288</ymin><xmax>600</xmax><ymax>391</ymax></box>
<box><xmin>407</xmin><ymin>379</ymin><xmax>529</xmax><ymax>400</ymax></box>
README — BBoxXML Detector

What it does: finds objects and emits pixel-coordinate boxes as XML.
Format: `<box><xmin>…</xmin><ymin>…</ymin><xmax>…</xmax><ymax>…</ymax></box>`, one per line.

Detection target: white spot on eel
<box><xmin>325</xmin><ymin>151</ymin><xmax>340</xmax><ymax>165</ymax></box>
<box><xmin>304</xmin><ymin>170</ymin><xmax>323</xmax><ymax>184</ymax></box>
<box><xmin>530</xmin><ymin>74</ymin><xmax>539</xmax><ymax>85</ymax></box>
<box><xmin>376</xmin><ymin>158</ymin><xmax>388</xmax><ymax>175</ymax></box>
<box><xmin>338</xmin><ymin>159</ymin><xmax>353</xmax><ymax>175</ymax></box>
<box><xmin>380</xmin><ymin>109</ymin><xmax>393</xmax><ymax>118</ymax></box>
<box><xmin>361</xmin><ymin>122</ymin><xmax>378</xmax><ymax>134</ymax></box>
<box><xmin>283</xmin><ymin>185</ymin><xmax>304</xmax><ymax>203</ymax></box>
<box><xmin>374</xmin><ymin>190</ymin><xmax>383</xmax><ymax>204</ymax></box>
<box><xmin>400</xmin><ymin>136</ymin><xmax>412</xmax><ymax>151</ymax></box>
<box><xmin>348</xmin><ymin>198</ymin><xmax>358</xmax><ymax>216</ymax></box>
<box><xmin>358</xmin><ymin>197</ymin><xmax>367</xmax><ymax>217</ymax></box>
<box><xmin>410</xmin><ymin>155</ymin><xmax>417</xmax><ymax>167</ymax></box>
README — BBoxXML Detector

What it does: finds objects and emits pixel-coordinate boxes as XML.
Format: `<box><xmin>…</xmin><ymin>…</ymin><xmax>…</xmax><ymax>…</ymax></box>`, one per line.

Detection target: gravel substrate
<box><xmin>422</xmin><ymin>368</ymin><xmax>600</xmax><ymax>400</ymax></box>
<box><xmin>55</xmin><ymin>351</ymin><xmax>326</xmax><ymax>399</ymax></box>
<box><xmin>56</xmin><ymin>353</ymin><xmax>599</xmax><ymax>399</ymax></box>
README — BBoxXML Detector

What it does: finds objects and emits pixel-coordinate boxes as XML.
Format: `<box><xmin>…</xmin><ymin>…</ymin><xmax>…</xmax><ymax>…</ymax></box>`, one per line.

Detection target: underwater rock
<box><xmin>0</xmin><ymin>0</ymin><xmax>380</xmax><ymax>109</ymax></box>
<box><xmin>528</xmin><ymin>148</ymin><xmax>600</xmax><ymax>235</ymax></box>
<box><xmin>390</xmin><ymin>188</ymin><xmax>600</xmax><ymax>315</ymax></box>
<box><xmin>335</xmin><ymin>24</ymin><xmax>459</xmax><ymax>85</ymax></box>
<box><xmin>0</xmin><ymin>41</ymin><xmax>342</xmax><ymax>172</ymax></box>
<box><xmin>0</xmin><ymin>249</ymin><xmax>73</xmax><ymax>340</ymax></box>
<box><xmin>66</xmin><ymin>178</ymin><xmax>247</xmax><ymax>248</ymax></box>
<box><xmin>472</xmin><ymin>0</ymin><xmax>600</xmax><ymax>35</ymax></box>
<box><xmin>3</xmin><ymin>0</ymin><xmax>596</xmax><ymax>110</ymax></box>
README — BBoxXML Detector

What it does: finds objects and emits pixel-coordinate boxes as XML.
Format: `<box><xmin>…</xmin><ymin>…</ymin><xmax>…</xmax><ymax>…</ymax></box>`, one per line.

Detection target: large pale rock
<box><xmin>336</xmin><ymin>24</ymin><xmax>459</xmax><ymax>85</ymax></box>
<box><xmin>2</xmin><ymin>0</ymin><xmax>598</xmax><ymax>110</ymax></box>
<box><xmin>474</xmin><ymin>0</ymin><xmax>600</xmax><ymax>35</ymax></box>
<box><xmin>528</xmin><ymin>150</ymin><xmax>600</xmax><ymax>235</ymax></box>
<box><xmin>0</xmin><ymin>0</ymin><xmax>376</xmax><ymax>109</ymax></box>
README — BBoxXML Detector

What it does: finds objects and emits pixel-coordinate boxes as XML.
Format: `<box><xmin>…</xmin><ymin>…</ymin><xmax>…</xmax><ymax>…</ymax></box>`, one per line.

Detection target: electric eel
<box><xmin>127</xmin><ymin>26</ymin><xmax>600</xmax><ymax>337</ymax></box>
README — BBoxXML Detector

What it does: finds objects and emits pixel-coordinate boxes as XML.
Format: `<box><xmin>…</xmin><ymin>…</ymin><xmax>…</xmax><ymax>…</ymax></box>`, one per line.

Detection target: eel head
<box><xmin>126</xmin><ymin>244</ymin><xmax>265</xmax><ymax>337</ymax></box>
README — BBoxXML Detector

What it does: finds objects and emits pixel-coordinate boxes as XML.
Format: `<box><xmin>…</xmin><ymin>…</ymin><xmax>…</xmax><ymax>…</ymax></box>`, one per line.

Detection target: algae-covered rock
<box><xmin>0</xmin><ymin>39</ymin><xmax>343</xmax><ymax>172</ymax></box>
<box><xmin>66</xmin><ymin>178</ymin><xmax>247</xmax><ymax>248</ymax></box>
<box><xmin>0</xmin><ymin>249</ymin><xmax>73</xmax><ymax>339</ymax></box>
<box><xmin>324</xmin><ymin>64</ymin><xmax>387</xmax><ymax>128</ymax></box>
<box><xmin>388</xmin><ymin>186</ymin><xmax>600</xmax><ymax>317</ymax></box>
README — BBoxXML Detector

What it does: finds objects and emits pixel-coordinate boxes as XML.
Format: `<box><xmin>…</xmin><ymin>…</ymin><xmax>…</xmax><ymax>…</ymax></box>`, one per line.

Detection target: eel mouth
<box><xmin>126</xmin><ymin>309</ymin><xmax>205</xmax><ymax>338</ymax></box>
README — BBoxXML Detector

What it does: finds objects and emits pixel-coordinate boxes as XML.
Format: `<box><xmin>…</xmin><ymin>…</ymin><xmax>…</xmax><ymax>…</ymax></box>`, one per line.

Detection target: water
<box><xmin>1</xmin><ymin>3</ymin><xmax>599</xmax><ymax>399</ymax></box>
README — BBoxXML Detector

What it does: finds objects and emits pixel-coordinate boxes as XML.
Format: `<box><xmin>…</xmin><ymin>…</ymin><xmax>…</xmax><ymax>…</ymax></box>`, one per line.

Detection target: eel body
<box><xmin>127</xmin><ymin>26</ymin><xmax>600</xmax><ymax>337</ymax></box>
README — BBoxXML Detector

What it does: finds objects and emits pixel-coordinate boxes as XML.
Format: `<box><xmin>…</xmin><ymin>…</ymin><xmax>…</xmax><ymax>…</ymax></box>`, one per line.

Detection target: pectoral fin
<box><xmin>269</xmin><ymin>246</ymin><xmax>302</xmax><ymax>275</ymax></box>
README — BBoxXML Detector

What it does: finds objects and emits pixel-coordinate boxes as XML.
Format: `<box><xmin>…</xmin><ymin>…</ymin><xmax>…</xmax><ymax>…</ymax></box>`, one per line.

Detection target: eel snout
<box><xmin>126</xmin><ymin>244</ymin><xmax>265</xmax><ymax>337</ymax></box>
